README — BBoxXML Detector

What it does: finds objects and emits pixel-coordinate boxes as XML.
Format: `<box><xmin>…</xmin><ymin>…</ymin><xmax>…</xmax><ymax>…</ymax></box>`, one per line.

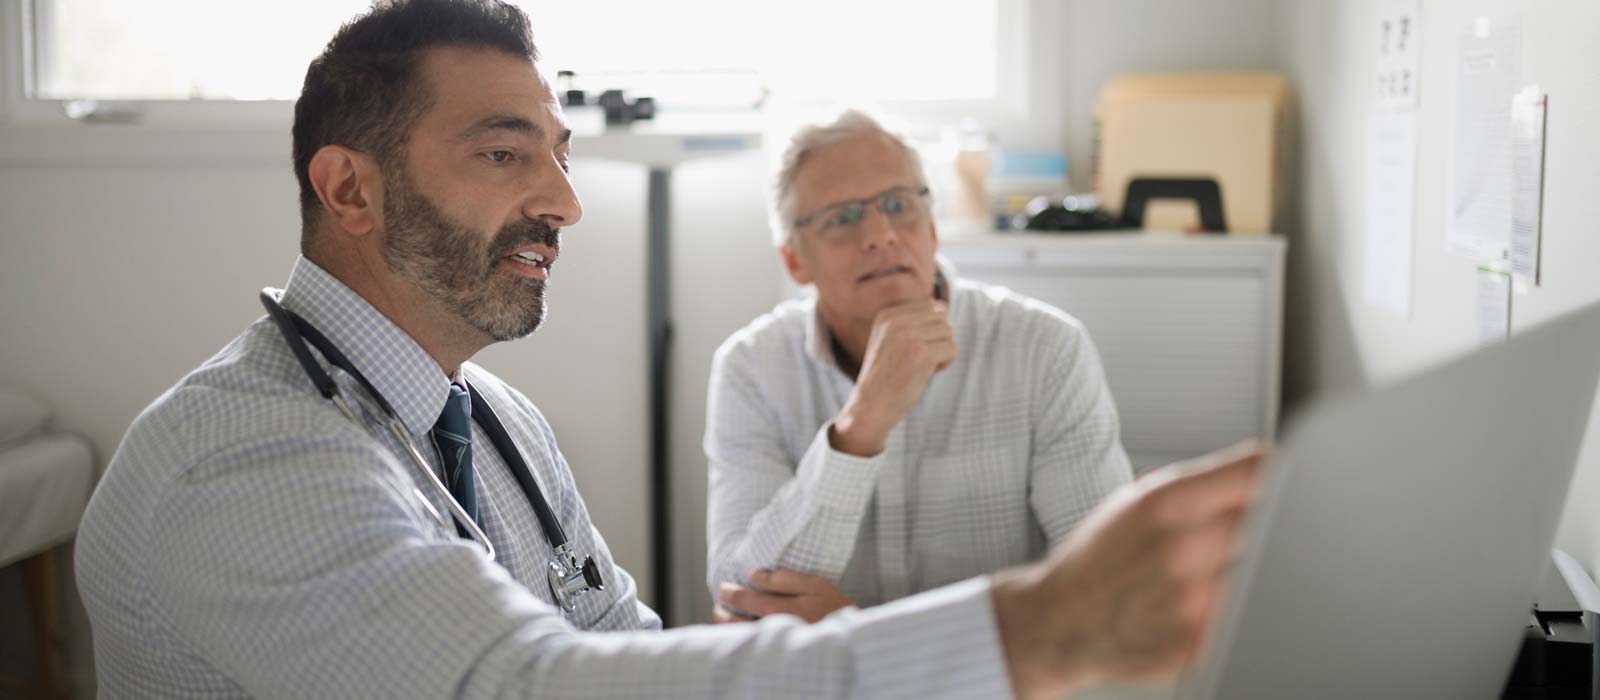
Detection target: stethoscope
<box><xmin>259</xmin><ymin>290</ymin><xmax>603</xmax><ymax>614</ymax></box>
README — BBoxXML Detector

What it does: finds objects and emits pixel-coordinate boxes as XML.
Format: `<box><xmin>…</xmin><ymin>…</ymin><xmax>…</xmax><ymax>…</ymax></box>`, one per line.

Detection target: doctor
<box><xmin>75</xmin><ymin>1</ymin><xmax>1263</xmax><ymax>698</ymax></box>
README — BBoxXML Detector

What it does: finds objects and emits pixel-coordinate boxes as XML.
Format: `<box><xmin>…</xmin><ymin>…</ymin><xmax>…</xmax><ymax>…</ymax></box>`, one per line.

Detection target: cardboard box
<box><xmin>1094</xmin><ymin>74</ymin><xmax>1288</xmax><ymax>234</ymax></box>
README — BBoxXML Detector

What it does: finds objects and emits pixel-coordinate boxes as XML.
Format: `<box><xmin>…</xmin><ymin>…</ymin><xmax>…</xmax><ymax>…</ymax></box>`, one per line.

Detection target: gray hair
<box><xmin>768</xmin><ymin>109</ymin><xmax>928</xmax><ymax>246</ymax></box>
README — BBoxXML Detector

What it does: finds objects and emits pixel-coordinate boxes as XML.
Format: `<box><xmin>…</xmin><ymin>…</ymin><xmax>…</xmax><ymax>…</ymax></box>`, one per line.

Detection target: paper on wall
<box><xmin>1363</xmin><ymin>0</ymin><xmax>1421</xmax><ymax>318</ymax></box>
<box><xmin>1365</xmin><ymin>111</ymin><xmax>1417</xmax><ymax>318</ymax></box>
<box><xmin>1509</xmin><ymin>86</ymin><xmax>1547</xmax><ymax>292</ymax></box>
<box><xmin>1448</xmin><ymin>10</ymin><xmax>1522</xmax><ymax>265</ymax></box>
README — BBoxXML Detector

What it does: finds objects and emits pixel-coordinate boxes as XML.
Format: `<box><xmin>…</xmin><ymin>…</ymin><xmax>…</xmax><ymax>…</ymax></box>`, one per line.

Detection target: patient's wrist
<box><xmin>829</xmin><ymin>407</ymin><xmax>888</xmax><ymax>457</ymax></box>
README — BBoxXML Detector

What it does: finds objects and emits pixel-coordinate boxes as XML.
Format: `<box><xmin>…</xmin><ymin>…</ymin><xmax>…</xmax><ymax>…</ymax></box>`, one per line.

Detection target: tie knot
<box><xmin>431</xmin><ymin>382</ymin><xmax>479</xmax><ymax>534</ymax></box>
<box><xmin>433</xmin><ymin>383</ymin><xmax>472</xmax><ymax>438</ymax></box>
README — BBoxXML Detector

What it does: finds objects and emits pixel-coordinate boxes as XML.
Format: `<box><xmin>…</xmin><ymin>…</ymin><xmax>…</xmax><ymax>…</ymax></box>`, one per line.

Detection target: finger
<box><xmin>718</xmin><ymin>582</ymin><xmax>792</xmax><ymax>618</ymax></box>
<box><xmin>916</xmin><ymin>304</ymin><xmax>954</xmax><ymax>323</ymax></box>
<box><xmin>751</xmin><ymin>569</ymin><xmax>826</xmax><ymax>595</ymax></box>
<box><xmin>928</xmin><ymin>343</ymin><xmax>957</xmax><ymax>374</ymax></box>
<box><xmin>879</xmin><ymin>316</ymin><xmax>952</xmax><ymax>349</ymax></box>
<box><xmin>911</xmin><ymin>317</ymin><xmax>957</xmax><ymax>341</ymax></box>
<box><xmin>875</xmin><ymin>324</ymin><xmax>953</xmax><ymax>358</ymax></box>
<box><xmin>883</xmin><ymin>300</ymin><xmax>950</xmax><ymax>323</ymax></box>
<box><xmin>1142</xmin><ymin>442</ymin><xmax>1266</xmax><ymax>527</ymax></box>
<box><xmin>878</xmin><ymin>313</ymin><xmax>954</xmax><ymax>342</ymax></box>
<box><xmin>875</xmin><ymin>299</ymin><xmax>942</xmax><ymax>323</ymax></box>
<box><xmin>713</xmin><ymin>604</ymin><xmax>756</xmax><ymax>624</ymax></box>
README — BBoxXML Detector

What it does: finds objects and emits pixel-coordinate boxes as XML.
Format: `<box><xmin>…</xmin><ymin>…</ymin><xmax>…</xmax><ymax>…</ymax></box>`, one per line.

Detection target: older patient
<box><xmin>707</xmin><ymin>111</ymin><xmax>1134</xmax><ymax>622</ymax></box>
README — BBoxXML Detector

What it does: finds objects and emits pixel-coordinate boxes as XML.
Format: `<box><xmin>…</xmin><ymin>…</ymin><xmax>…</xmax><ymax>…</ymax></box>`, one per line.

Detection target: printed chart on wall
<box><xmin>1509</xmin><ymin>86</ymin><xmax>1547</xmax><ymax>292</ymax></box>
<box><xmin>1448</xmin><ymin>5</ymin><xmax>1521</xmax><ymax>267</ymax></box>
<box><xmin>1363</xmin><ymin>0</ymin><xmax>1421</xmax><ymax>318</ymax></box>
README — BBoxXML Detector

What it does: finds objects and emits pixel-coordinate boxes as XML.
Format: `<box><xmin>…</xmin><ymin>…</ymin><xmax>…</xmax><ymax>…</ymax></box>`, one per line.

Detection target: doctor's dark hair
<box><xmin>291</xmin><ymin>0</ymin><xmax>539</xmax><ymax>250</ymax></box>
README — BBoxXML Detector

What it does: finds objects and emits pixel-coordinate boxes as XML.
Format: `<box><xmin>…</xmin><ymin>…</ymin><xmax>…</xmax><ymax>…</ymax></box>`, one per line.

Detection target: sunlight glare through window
<box><xmin>31</xmin><ymin>0</ymin><xmax>997</xmax><ymax>104</ymax></box>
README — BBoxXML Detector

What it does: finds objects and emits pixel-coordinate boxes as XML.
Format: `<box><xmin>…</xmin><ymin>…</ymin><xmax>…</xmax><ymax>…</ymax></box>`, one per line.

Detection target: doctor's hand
<box><xmin>989</xmin><ymin>441</ymin><xmax>1266</xmax><ymax>700</ymax></box>
<box><xmin>715</xmin><ymin>569</ymin><xmax>857</xmax><ymax>624</ymax></box>
<box><xmin>831</xmin><ymin>299</ymin><xmax>956</xmax><ymax>457</ymax></box>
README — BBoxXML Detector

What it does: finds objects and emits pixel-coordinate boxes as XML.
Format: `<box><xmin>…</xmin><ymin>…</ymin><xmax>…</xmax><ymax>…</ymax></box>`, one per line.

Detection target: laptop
<box><xmin>1171</xmin><ymin>300</ymin><xmax>1600</xmax><ymax>700</ymax></box>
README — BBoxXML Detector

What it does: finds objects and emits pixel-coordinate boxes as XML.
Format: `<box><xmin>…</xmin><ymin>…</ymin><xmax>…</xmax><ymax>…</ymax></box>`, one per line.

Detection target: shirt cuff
<box><xmin>801</xmin><ymin>420</ymin><xmax>884</xmax><ymax>510</ymax></box>
<box><xmin>845</xmin><ymin>576</ymin><xmax>1014</xmax><ymax>700</ymax></box>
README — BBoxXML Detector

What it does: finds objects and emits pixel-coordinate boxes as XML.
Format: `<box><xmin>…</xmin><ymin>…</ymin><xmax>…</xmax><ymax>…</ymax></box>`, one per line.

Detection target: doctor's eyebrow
<box><xmin>457</xmin><ymin>115</ymin><xmax>572</xmax><ymax>147</ymax></box>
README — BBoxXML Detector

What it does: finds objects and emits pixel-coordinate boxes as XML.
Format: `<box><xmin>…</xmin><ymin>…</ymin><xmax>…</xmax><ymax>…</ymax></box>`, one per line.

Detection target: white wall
<box><xmin>1061</xmin><ymin>0</ymin><xmax>1282</xmax><ymax>191</ymax></box>
<box><xmin>0</xmin><ymin>154</ymin><xmax>311</xmax><ymax>691</ymax></box>
<box><xmin>1276</xmin><ymin>0</ymin><xmax>1600</xmax><ymax>577</ymax></box>
<box><xmin>663</xmin><ymin>152</ymin><xmax>793</xmax><ymax>627</ymax></box>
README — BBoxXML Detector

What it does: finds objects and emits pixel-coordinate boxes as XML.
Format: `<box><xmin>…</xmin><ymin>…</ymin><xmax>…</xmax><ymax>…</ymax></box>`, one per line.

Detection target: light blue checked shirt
<box><xmin>76</xmin><ymin>256</ymin><xmax>1014</xmax><ymax>699</ymax></box>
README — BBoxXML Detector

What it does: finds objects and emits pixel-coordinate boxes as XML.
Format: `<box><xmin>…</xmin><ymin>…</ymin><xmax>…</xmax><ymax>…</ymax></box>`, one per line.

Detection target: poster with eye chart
<box><xmin>1448</xmin><ymin>6</ymin><xmax>1522</xmax><ymax>266</ymax></box>
<box><xmin>1375</xmin><ymin>0</ymin><xmax>1422</xmax><ymax>111</ymax></box>
<box><xmin>1363</xmin><ymin>0</ymin><xmax>1421</xmax><ymax>318</ymax></box>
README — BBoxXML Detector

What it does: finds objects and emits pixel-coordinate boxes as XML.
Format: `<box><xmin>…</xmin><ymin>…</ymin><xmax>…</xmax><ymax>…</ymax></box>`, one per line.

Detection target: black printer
<box><xmin>1503</xmin><ymin>550</ymin><xmax>1600</xmax><ymax>699</ymax></box>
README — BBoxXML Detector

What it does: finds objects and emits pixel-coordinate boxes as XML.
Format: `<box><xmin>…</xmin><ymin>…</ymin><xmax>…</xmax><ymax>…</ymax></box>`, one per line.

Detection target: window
<box><xmin>29</xmin><ymin>0</ymin><xmax>370</xmax><ymax>101</ymax></box>
<box><xmin>11</xmin><ymin>0</ymin><xmax>1009</xmax><ymax>118</ymax></box>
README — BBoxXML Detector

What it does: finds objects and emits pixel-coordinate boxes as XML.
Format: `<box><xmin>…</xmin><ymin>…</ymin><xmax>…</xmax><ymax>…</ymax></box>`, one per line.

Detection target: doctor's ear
<box><xmin>307</xmin><ymin>145</ymin><xmax>383</xmax><ymax>238</ymax></box>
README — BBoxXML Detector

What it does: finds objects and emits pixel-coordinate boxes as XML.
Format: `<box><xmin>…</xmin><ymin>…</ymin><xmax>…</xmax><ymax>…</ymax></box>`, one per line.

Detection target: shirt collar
<box><xmin>804</xmin><ymin>253</ymin><xmax>961</xmax><ymax>370</ymax></box>
<box><xmin>275</xmin><ymin>255</ymin><xmax>452</xmax><ymax>438</ymax></box>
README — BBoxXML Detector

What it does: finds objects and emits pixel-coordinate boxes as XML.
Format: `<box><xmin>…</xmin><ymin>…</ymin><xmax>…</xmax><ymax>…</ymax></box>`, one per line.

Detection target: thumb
<box><xmin>752</xmin><ymin>569</ymin><xmax>824</xmax><ymax>595</ymax></box>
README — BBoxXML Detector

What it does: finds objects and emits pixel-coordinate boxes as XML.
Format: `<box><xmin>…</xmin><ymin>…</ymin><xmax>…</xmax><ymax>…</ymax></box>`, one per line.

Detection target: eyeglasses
<box><xmin>793</xmin><ymin>186</ymin><xmax>932</xmax><ymax>244</ymax></box>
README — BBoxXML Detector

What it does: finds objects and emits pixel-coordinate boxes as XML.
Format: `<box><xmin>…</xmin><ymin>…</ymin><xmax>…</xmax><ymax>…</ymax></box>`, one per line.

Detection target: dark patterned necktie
<box><xmin>430</xmin><ymin>383</ymin><xmax>479</xmax><ymax>536</ymax></box>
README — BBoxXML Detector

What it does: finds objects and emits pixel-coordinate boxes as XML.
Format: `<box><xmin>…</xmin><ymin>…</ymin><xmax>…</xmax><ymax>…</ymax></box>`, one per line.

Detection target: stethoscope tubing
<box><xmin>259</xmin><ymin>290</ymin><xmax>500</xmax><ymax>557</ymax></box>
<box><xmin>259</xmin><ymin>289</ymin><xmax>603</xmax><ymax>612</ymax></box>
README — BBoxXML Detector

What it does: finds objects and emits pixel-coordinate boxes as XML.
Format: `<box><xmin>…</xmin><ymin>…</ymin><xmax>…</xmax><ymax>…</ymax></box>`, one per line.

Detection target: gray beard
<box><xmin>379</xmin><ymin>170</ymin><xmax>560</xmax><ymax>342</ymax></box>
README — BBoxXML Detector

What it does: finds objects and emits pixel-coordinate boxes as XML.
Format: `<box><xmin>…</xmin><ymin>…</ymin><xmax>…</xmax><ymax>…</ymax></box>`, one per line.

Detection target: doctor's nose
<box><xmin>523</xmin><ymin>158</ymin><xmax>584</xmax><ymax>229</ymax></box>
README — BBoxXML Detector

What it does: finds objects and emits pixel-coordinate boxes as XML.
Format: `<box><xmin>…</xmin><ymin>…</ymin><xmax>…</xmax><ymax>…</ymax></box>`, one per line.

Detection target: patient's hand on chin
<box><xmin>714</xmin><ymin>569</ymin><xmax>857</xmax><ymax>624</ymax></box>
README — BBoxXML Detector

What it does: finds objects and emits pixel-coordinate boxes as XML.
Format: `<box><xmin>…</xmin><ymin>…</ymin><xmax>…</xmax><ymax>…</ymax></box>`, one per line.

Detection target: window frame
<box><xmin>0</xmin><ymin>0</ymin><xmax>1043</xmax><ymax>160</ymax></box>
<box><xmin>4</xmin><ymin>0</ymin><xmax>296</xmax><ymax>126</ymax></box>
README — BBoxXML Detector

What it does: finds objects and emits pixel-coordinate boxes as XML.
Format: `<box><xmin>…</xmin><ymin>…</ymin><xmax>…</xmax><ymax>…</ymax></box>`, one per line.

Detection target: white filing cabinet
<box><xmin>939</xmin><ymin>231</ymin><xmax>1286</xmax><ymax>472</ymax></box>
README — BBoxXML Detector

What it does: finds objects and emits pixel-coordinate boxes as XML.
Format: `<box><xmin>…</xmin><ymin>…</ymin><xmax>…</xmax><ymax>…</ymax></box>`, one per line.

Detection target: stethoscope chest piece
<box><xmin>547</xmin><ymin>543</ymin><xmax>605</xmax><ymax>613</ymax></box>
